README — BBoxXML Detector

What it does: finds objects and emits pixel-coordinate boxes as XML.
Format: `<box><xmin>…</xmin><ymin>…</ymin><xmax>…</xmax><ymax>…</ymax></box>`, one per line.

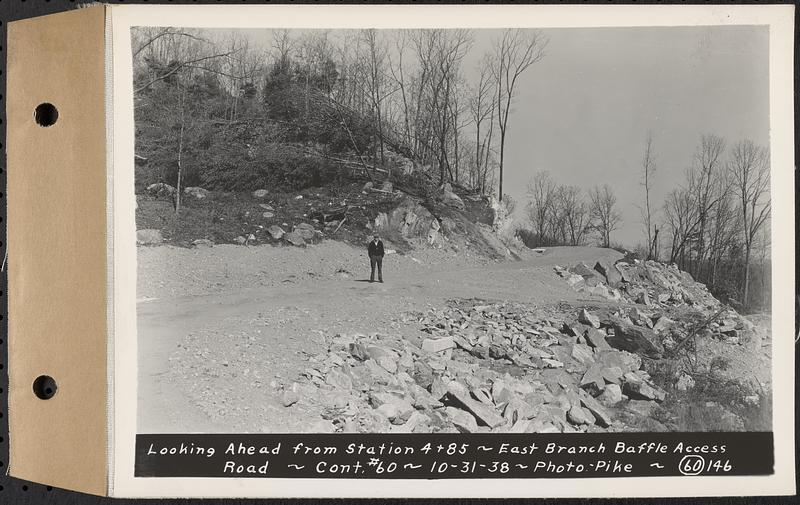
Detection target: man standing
<box><xmin>367</xmin><ymin>234</ymin><xmax>384</xmax><ymax>283</ymax></box>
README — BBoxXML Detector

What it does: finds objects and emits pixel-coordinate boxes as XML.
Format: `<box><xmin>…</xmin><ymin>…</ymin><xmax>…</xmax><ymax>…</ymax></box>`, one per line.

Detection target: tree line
<box><xmin>132</xmin><ymin>27</ymin><xmax>548</xmax><ymax>205</ymax></box>
<box><xmin>519</xmin><ymin>133</ymin><xmax>770</xmax><ymax>312</ymax></box>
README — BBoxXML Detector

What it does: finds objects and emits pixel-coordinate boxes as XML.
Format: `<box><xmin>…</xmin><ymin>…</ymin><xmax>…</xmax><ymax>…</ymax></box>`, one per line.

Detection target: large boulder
<box><xmin>608</xmin><ymin>321</ymin><xmax>664</xmax><ymax>359</ymax></box>
<box><xmin>136</xmin><ymin>229</ymin><xmax>163</xmax><ymax>245</ymax></box>
<box><xmin>386</xmin><ymin>198</ymin><xmax>436</xmax><ymax>239</ymax></box>
<box><xmin>441</xmin><ymin>190</ymin><xmax>465</xmax><ymax>211</ymax></box>
<box><xmin>569</xmin><ymin>263</ymin><xmax>605</xmax><ymax>286</ymax></box>
<box><xmin>374</xmin><ymin>212</ymin><xmax>390</xmax><ymax>231</ymax></box>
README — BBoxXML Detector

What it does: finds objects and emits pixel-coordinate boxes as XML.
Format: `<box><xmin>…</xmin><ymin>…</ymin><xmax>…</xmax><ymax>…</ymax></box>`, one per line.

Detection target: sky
<box><xmin>191</xmin><ymin>25</ymin><xmax>771</xmax><ymax>247</ymax></box>
<box><xmin>482</xmin><ymin>26</ymin><xmax>770</xmax><ymax>246</ymax></box>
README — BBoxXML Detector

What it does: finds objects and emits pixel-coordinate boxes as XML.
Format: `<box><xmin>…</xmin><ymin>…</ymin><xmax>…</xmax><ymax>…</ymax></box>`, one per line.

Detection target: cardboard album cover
<box><xmin>6</xmin><ymin>3</ymin><xmax>796</xmax><ymax>498</ymax></box>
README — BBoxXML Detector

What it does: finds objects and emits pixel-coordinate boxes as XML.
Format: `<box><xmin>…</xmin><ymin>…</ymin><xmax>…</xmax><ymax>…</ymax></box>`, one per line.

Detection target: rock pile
<box><xmin>554</xmin><ymin>258</ymin><xmax>757</xmax><ymax>344</ymax></box>
<box><xmin>293</xmin><ymin>300</ymin><xmax>677</xmax><ymax>433</ymax></box>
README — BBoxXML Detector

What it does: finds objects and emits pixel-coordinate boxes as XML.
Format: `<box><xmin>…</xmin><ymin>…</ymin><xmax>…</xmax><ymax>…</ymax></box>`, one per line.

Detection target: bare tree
<box><xmin>525</xmin><ymin>171</ymin><xmax>557</xmax><ymax>241</ymax></box>
<box><xmin>589</xmin><ymin>185</ymin><xmax>621</xmax><ymax>248</ymax></box>
<box><xmin>491</xmin><ymin>29</ymin><xmax>548</xmax><ymax>201</ymax></box>
<box><xmin>469</xmin><ymin>55</ymin><xmax>496</xmax><ymax>194</ymax></box>
<box><xmin>728</xmin><ymin>140</ymin><xmax>770</xmax><ymax>308</ymax></box>
<box><xmin>361</xmin><ymin>29</ymin><xmax>390</xmax><ymax>169</ymax></box>
<box><xmin>560</xmin><ymin>185</ymin><xmax>590</xmax><ymax>246</ymax></box>
<box><xmin>640</xmin><ymin>132</ymin><xmax>657</xmax><ymax>259</ymax></box>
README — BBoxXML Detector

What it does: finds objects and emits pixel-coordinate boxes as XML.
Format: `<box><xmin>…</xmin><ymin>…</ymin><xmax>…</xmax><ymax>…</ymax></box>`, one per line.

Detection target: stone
<box><xmin>259</xmin><ymin>204</ymin><xmax>275</xmax><ymax>211</ymax></box>
<box><xmin>146</xmin><ymin>182</ymin><xmax>176</xmax><ymax>197</ymax></box>
<box><xmin>445</xmin><ymin>407</ymin><xmax>479</xmax><ymax>433</ymax></box>
<box><xmin>597</xmin><ymin>384</ymin><xmax>623</xmax><ymax>404</ymax></box>
<box><xmin>570</xmin><ymin>263</ymin><xmax>604</xmax><ymax>283</ymax></box>
<box><xmin>507</xmin><ymin>419</ymin><xmax>533</xmax><ymax>433</ymax></box>
<box><xmin>281</xmin><ymin>390</ymin><xmax>300</xmax><ymax>407</ymax></box>
<box><xmin>441</xmin><ymin>190</ymin><xmax>466</xmax><ymax>211</ymax></box>
<box><xmin>566</xmin><ymin>274</ymin><xmax>586</xmax><ymax>289</ymax></box>
<box><xmin>381</xmin><ymin>180</ymin><xmax>394</xmax><ymax>192</ymax></box>
<box><xmin>429</xmin><ymin>377</ymin><xmax>448</xmax><ymax>400</ymax></box>
<box><xmin>325</xmin><ymin>369</ymin><xmax>352</xmax><ymax>390</ymax></box>
<box><xmin>268</xmin><ymin>225</ymin><xmax>285</xmax><ymax>240</ymax></box>
<box><xmin>597</xmin><ymin>350</ymin><xmax>641</xmax><ymax>373</ymax></box>
<box><xmin>578</xmin><ymin>389</ymin><xmax>613</xmax><ymax>427</ymax></box>
<box><xmin>602</xmin><ymin>366</ymin><xmax>624</xmax><ymax>385</ymax></box>
<box><xmin>562</xmin><ymin>322</ymin><xmax>590</xmax><ymax>338</ymax></box>
<box><xmin>594</xmin><ymin>260</ymin><xmax>623</xmax><ymax>286</ymax></box>
<box><xmin>263</xmin><ymin>212</ymin><xmax>275</xmax><ymax>219</ymax></box>
<box><xmin>422</xmin><ymin>337</ymin><xmax>456</xmax><ymax>354</ymax></box>
<box><xmin>253</xmin><ymin>189</ymin><xmax>269</xmax><ymax>198</ymax></box>
<box><xmin>401</xmin><ymin>411</ymin><xmax>433</xmax><ymax>433</ymax></box>
<box><xmin>233</xmin><ymin>235</ymin><xmax>247</xmax><ymax>245</ymax></box>
<box><xmin>472</xmin><ymin>388</ymin><xmax>494</xmax><ymax>405</ymax></box>
<box><xmin>622</xmin><ymin>374</ymin><xmax>666</xmax><ymax>402</ymax></box>
<box><xmin>580</xmin><ymin>364</ymin><xmax>606</xmax><ymax>393</ymax></box>
<box><xmin>675</xmin><ymin>373</ymin><xmax>695</xmax><ymax>391</ymax></box>
<box><xmin>585</xmin><ymin>328</ymin><xmax>613</xmax><ymax>351</ymax></box>
<box><xmin>578</xmin><ymin>309</ymin><xmax>601</xmax><ymax>328</ymax></box>
<box><xmin>376</xmin><ymin>355</ymin><xmax>398</xmax><ymax>374</ymax></box>
<box><xmin>652</xmin><ymin>316</ymin><xmax>675</xmax><ymax>334</ymax></box>
<box><xmin>348</xmin><ymin>342</ymin><xmax>368</xmax><ymax>361</ymax></box>
<box><xmin>363</xmin><ymin>181</ymin><xmax>374</xmax><ymax>191</ymax></box>
<box><xmin>309</xmin><ymin>419</ymin><xmax>337</xmax><ymax>433</ymax></box>
<box><xmin>412</xmin><ymin>361</ymin><xmax>434</xmax><ymax>389</ymax></box>
<box><xmin>191</xmin><ymin>238</ymin><xmax>213</xmax><ymax>248</ymax></box>
<box><xmin>136</xmin><ymin>229</ymin><xmax>163</xmax><ymax>245</ymax></box>
<box><xmin>568</xmin><ymin>405</ymin><xmax>595</xmax><ymax>425</ymax></box>
<box><xmin>492</xmin><ymin>383</ymin><xmax>513</xmax><ymax>405</ymax></box>
<box><xmin>636</xmin><ymin>291</ymin><xmax>652</xmax><ymax>306</ymax></box>
<box><xmin>376</xmin><ymin>398</ymin><xmax>415</xmax><ymax>424</ymax></box>
<box><xmin>624</xmin><ymin>399</ymin><xmax>657</xmax><ymax>417</ymax></box>
<box><xmin>609</xmin><ymin>321</ymin><xmax>663</xmax><ymax>358</ymax></box>
<box><xmin>283</xmin><ymin>231</ymin><xmax>306</xmax><ymax>247</ymax></box>
<box><xmin>294</xmin><ymin>223</ymin><xmax>316</xmax><ymax>240</ymax></box>
<box><xmin>571</xmin><ymin>344</ymin><xmax>595</xmax><ymax>366</ymax></box>
<box><xmin>446</xmin><ymin>383</ymin><xmax>506</xmax><ymax>428</ymax></box>
<box><xmin>183</xmin><ymin>186</ymin><xmax>209</xmax><ymax>199</ymax></box>
<box><xmin>374</xmin><ymin>212</ymin><xmax>389</xmax><ymax>230</ymax></box>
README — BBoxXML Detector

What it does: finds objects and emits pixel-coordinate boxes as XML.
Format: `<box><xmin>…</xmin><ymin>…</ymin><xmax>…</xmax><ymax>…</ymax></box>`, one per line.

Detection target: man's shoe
<box><xmin>379</xmin><ymin>280</ymin><xmax>384</xmax><ymax>283</ymax></box>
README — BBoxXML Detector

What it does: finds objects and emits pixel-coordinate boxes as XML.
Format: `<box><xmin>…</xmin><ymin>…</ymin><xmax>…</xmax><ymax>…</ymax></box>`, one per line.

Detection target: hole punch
<box><xmin>33</xmin><ymin>103</ymin><xmax>58</xmax><ymax>127</ymax></box>
<box><xmin>32</xmin><ymin>375</ymin><xmax>57</xmax><ymax>400</ymax></box>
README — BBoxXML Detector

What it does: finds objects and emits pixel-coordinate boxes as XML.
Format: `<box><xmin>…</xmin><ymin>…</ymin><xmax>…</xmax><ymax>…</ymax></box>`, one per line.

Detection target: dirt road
<box><xmin>137</xmin><ymin>244</ymin><xmax>622</xmax><ymax>433</ymax></box>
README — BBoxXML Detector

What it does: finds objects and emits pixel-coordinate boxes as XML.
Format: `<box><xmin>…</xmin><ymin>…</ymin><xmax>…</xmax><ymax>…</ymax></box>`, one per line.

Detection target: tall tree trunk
<box><xmin>743</xmin><ymin>248</ymin><xmax>752</xmax><ymax>309</ymax></box>
<box><xmin>175</xmin><ymin>78</ymin><xmax>185</xmax><ymax>217</ymax></box>
<box><xmin>498</xmin><ymin>131</ymin><xmax>505</xmax><ymax>200</ymax></box>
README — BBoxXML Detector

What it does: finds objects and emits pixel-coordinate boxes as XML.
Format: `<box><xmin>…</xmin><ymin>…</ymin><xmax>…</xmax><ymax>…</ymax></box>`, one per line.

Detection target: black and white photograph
<box><xmin>132</xmin><ymin>23</ymin><xmax>774</xmax><ymax>437</ymax></box>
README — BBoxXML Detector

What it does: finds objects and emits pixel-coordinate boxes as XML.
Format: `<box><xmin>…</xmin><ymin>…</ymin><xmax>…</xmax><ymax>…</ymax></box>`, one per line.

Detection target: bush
<box><xmin>198</xmin><ymin>141</ymin><xmax>340</xmax><ymax>192</ymax></box>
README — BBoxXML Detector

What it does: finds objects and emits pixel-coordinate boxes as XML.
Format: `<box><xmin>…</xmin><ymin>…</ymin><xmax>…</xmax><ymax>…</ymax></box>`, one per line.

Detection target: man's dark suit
<box><xmin>368</xmin><ymin>239</ymin><xmax>384</xmax><ymax>282</ymax></box>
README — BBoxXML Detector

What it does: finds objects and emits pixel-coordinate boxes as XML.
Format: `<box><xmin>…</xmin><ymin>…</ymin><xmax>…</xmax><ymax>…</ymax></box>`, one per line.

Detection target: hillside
<box><xmin>136</xmin><ymin>179</ymin><xmax>514</xmax><ymax>260</ymax></box>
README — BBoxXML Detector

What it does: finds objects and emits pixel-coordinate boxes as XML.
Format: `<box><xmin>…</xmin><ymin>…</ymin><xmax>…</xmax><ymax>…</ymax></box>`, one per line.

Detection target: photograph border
<box><xmin>111</xmin><ymin>3</ymin><xmax>795</xmax><ymax>498</ymax></box>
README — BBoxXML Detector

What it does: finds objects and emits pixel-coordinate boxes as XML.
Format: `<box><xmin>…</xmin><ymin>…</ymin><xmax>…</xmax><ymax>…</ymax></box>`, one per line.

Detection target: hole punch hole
<box><xmin>34</xmin><ymin>103</ymin><xmax>58</xmax><ymax>127</ymax></box>
<box><xmin>32</xmin><ymin>375</ymin><xmax>57</xmax><ymax>400</ymax></box>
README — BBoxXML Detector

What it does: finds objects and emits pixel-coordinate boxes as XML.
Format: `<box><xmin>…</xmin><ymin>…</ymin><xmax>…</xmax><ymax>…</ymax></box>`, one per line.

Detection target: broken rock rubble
<box><xmin>293</xmin><ymin>300</ymin><xmax>674</xmax><ymax>433</ymax></box>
